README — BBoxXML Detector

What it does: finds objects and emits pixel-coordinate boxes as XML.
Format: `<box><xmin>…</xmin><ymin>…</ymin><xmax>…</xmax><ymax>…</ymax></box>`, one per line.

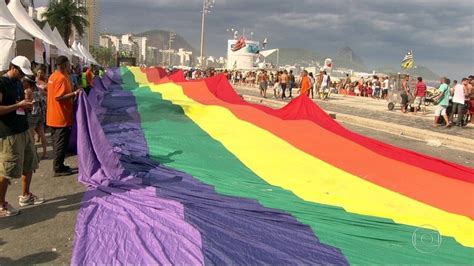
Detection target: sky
<box><xmin>36</xmin><ymin>0</ymin><xmax>473</xmax><ymax>79</ymax></box>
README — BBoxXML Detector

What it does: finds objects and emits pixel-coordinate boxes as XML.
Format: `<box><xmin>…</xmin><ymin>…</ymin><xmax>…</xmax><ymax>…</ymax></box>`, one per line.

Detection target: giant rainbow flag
<box><xmin>72</xmin><ymin>67</ymin><xmax>474</xmax><ymax>264</ymax></box>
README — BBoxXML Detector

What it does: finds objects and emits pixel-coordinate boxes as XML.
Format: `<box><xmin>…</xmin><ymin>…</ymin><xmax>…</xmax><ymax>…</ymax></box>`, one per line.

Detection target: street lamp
<box><xmin>200</xmin><ymin>0</ymin><xmax>215</xmax><ymax>68</ymax></box>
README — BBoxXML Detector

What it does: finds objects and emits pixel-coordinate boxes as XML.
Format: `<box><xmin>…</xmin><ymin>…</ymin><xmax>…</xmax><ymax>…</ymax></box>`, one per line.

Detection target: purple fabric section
<box><xmin>82</xmin><ymin>67</ymin><xmax>348</xmax><ymax>264</ymax></box>
<box><xmin>71</xmin><ymin>82</ymin><xmax>205</xmax><ymax>265</ymax></box>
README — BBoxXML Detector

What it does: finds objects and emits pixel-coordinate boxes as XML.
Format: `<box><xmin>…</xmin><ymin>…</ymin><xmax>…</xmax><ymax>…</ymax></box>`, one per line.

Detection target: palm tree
<box><xmin>42</xmin><ymin>0</ymin><xmax>88</xmax><ymax>47</ymax></box>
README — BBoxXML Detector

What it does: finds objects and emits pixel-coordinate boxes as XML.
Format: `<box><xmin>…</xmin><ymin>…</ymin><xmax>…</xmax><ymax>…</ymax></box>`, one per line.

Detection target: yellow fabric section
<box><xmin>128</xmin><ymin>67</ymin><xmax>474</xmax><ymax>247</ymax></box>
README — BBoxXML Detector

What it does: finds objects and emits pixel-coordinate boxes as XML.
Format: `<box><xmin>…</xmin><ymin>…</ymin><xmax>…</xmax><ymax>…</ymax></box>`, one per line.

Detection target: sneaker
<box><xmin>19</xmin><ymin>193</ymin><xmax>45</xmax><ymax>207</ymax></box>
<box><xmin>62</xmin><ymin>165</ymin><xmax>79</xmax><ymax>172</ymax></box>
<box><xmin>54</xmin><ymin>169</ymin><xmax>73</xmax><ymax>177</ymax></box>
<box><xmin>0</xmin><ymin>202</ymin><xmax>20</xmax><ymax>217</ymax></box>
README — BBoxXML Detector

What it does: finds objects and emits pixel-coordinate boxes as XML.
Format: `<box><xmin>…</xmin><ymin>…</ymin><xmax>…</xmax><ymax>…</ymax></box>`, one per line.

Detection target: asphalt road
<box><xmin>0</xmin><ymin>122</ymin><xmax>472</xmax><ymax>264</ymax></box>
<box><xmin>0</xmin><ymin>151</ymin><xmax>82</xmax><ymax>265</ymax></box>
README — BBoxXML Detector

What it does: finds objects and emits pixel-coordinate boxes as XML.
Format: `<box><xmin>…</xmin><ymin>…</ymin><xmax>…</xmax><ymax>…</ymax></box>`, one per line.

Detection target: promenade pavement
<box><xmin>234</xmin><ymin>85</ymin><xmax>473</xmax><ymax>152</ymax></box>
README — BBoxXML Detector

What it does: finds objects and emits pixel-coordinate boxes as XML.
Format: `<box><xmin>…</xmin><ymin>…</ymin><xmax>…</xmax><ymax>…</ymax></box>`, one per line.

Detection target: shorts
<box><xmin>0</xmin><ymin>131</ymin><xmax>39</xmax><ymax>179</ymax></box>
<box><xmin>470</xmin><ymin>99</ymin><xmax>474</xmax><ymax>114</ymax></box>
<box><xmin>259</xmin><ymin>82</ymin><xmax>268</xmax><ymax>91</ymax></box>
<box><xmin>401</xmin><ymin>94</ymin><xmax>409</xmax><ymax>105</ymax></box>
<box><xmin>414</xmin><ymin>96</ymin><xmax>425</xmax><ymax>106</ymax></box>
<box><xmin>28</xmin><ymin>114</ymin><xmax>45</xmax><ymax>129</ymax></box>
<box><xmin>434</xmin><ymin>105</ymin><xmax>447</xmax><ymax>116</ymax></box>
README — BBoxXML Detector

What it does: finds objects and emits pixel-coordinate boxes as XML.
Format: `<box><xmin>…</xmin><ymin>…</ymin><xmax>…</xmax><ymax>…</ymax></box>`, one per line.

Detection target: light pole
<box><xmin>200</xmin><ymin>0</ymin><xmax>215</xmax><ymax>68</ymax></box>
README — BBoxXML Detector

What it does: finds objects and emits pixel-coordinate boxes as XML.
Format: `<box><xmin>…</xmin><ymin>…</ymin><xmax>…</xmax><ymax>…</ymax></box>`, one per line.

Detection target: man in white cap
<box><xmin>0</xmin><ymin>56</ymin><xmax>44</xmax><ymax>217</ymax></box>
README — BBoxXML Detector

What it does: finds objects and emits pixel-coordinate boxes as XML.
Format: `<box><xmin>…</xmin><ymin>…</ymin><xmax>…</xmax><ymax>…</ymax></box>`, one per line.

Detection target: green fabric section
<box><xmin>120</xmin><ymin>67</ymin><xmax>474</xmax><ymax>264</ymax></box>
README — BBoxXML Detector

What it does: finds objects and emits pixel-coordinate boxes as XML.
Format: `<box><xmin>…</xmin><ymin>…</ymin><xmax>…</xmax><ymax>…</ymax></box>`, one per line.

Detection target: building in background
<box><xmin>68</xmin><ymin>0</ymin><xmax>100</xmax><ymax>47</ymax></box>
<box><xmin>146</xmin><ymin>46</ymin><xmax>160</xmax><ymax>66</ymax></box>
<box><xmin>85</xmin><ymin>0</ymin><xmax>99</xmax><ymax>47</ymax></box>
<box><xmin>120</xmin><ymin>34</ymin><xmax>139</xmax><ymax>58</ymax></box>
<box><xmin>108</xmin><ymin>35</ymin><xmax>121</xmax><ymax>52</ymax></box>
<box><xmin>176</xmin><ymin>48</ymin><xmax>193</xmax><ymax>67</ymax></box>
<box><xmin>99</xmin><ymin>35</ymin><xmax>112</xmax><ymax>49</ymax></box>
<box><xmin>131</xmin><ymin>36</ymin><xmax>147</xmax><ymax>64</ymax></box>
<box><xmin>99</xmin><ymin>32</ymin><xmax>196</xmax><ymax>67</ymax></box>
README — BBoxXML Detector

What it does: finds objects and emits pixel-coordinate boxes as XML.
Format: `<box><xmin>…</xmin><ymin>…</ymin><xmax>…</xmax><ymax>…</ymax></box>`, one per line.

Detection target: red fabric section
<box><xmin>180</xmin><ymin>80</ymin><xmax>474</xmax><ymax>219</ymax></box>
<box><xmin>142</xmin><ymin>67</ymin><xmax>168</xmax><ymax>84</ymax></box>
<box><xmin>200</xmin><ymin>74</ymin><xmax>474</xmax><ymax>184</ymax></box>
<box><xmin>168</xmin><ymin>70</ymin><xmax>186</xmax><ymax>83</ymax></box>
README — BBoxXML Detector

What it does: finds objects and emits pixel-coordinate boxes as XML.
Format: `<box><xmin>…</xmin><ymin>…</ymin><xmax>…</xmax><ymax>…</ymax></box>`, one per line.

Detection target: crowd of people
<box><xmin>0</xmin><ymin>55</ymin><xmax>100</xmax><ymax>217</ymax></box>
<box><xmin>183</xmin><ymin>68</ymin><xmax>474</xmax><ymax>127</ymax></box>
<box><xmin>429</xmin><ymin>76</ymin><xmax>473</xmax><ymax>128</ymax></box>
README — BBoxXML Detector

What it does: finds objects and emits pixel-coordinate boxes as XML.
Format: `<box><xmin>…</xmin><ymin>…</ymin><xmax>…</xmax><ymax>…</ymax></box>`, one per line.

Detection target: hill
<box><xmin>264</xmin><ymin>47</ymin><xmax>368</xmax><ymax>71</ymax></box>
<box><xmin>375</xmin><ymin>65</ymin><xmax>440</xmax><ymax>81</ymax></box>
<box><xmin>336</xmin><ymin>46</ymin><xmax>367</xmax><ymax>70</ymax></box>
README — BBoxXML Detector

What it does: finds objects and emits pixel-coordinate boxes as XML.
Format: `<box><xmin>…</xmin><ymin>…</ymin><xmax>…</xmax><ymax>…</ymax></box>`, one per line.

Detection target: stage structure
<box><xmin>226</xmin><ymin>38</ymin><xmax>260</xmax><ymax>70</ymax></box>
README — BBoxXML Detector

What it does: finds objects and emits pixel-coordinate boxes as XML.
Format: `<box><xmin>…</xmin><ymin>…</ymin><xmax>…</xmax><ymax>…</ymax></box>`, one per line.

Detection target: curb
<box><xmin>242</xmin><ymin>95</ymin><xmax>474</xmax><ymax>153</ymax></box>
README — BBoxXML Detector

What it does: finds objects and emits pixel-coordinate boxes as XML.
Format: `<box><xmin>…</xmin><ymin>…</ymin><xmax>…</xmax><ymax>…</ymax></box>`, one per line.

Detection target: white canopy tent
<box><xmin>0</xmin><ymin>17</ymin><xmax>16</xmax><ymax>71</ymax></box>
<box><xmin>43</xmin><ymin>22</ymin><xmax>72</xmax><ymax>58</ymax></box>
<box><xmin>258</xmin><ymin>49</ymin><xmax>280</xmax><ymax>68</ymax></box>
<box><xmin>7</xmin><ymin>0</ymin><xmax>55</xmax><ymax>45</ymax></box>
<box><xmin>52</xmin><ymin>27</ymin><xmax>81</xmax><ymax>59</ymax></box>
<box><xmin>259</xmin><ymin>49</ymin><xmax>278</xmax><ymax>58</ymax></box>
<box><xmin>71</xmin><ymin>41</ymin><xmax>87</xmax><ymax>63</ymax></box>
<box><xmin>0</xmin><ymin>0</ymin><xmax>31</xmax><ymax>41</ymax></box>
<box><xmin>79</xmin><ymin>43</ymin><xmax>99</xmax><ymax>65</ymax></box>
<box><xmin>50</xmin><ymin>27</ymin><xmax>72</xmax><ymax>58</ymax></box>
<box><xmin>0</xmin><ymin>0</ymin><xmax>33</xmax><ymax>70</ymax></box>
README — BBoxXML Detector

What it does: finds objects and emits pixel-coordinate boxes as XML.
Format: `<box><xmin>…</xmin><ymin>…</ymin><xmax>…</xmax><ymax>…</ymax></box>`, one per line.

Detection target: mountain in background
<box><xmin>264</xmin><ymin>47</ymin><xmax>368</xmax><ymax>72</ymax></box>
<box><xmin>136</xmin><ymin>30</ymin><xmax>197</xmax><ymax>53</ymax></box>
<box><xmin>335</xmin><ymin>46</ymin><xmax>368</xmax><ymax>71</ymax></box>
<box><xmin>374</xmin><ymin>65</ymin><xmax>440</xmax><ymax>80</ymax></box>
<box><xmin>264</xmin><ymin>48</ymin><xmax>325</xmax><ymax>67</ymax></box>
<box><xmin>127</xmin><ymin>29</ymin><xmax>439</xmax><ymax>78</ymax></box>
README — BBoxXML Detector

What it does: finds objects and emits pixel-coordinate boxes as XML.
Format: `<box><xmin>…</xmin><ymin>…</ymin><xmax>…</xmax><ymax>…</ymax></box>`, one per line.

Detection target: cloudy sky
<box><xmin>37</xmin><ymin>0</ymin><xmax>473</xmax><ymax>78</ymax></box>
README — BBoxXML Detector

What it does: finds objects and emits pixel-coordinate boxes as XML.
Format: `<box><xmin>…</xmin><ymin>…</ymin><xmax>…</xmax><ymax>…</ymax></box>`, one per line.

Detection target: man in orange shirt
<box><xmin>47</xmin><ymin>56</ymin><xmax>80</xmax><ymax>176</ymax></box>
<box><xmin>85</xmin><ymin>67</ymin><xmax>94</xmax><ymax>94</ymax></box>
<box><xmin>300</xmin><ymin>70</ymin><xmax>311</xmax><ymax>96</ymax></box>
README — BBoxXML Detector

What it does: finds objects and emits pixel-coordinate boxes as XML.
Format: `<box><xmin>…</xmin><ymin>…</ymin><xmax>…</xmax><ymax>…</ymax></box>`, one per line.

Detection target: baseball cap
<box><xmin>11</xmin><ymin>56</ymin><xmax>33</xmax><ymax>76</ymax></box>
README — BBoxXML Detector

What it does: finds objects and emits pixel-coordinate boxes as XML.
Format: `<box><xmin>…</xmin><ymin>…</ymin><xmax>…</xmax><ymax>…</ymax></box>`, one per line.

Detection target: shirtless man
<box><xmin>258</xmin><ymin>70</ymin><xmax>268</xmax><ymax>98</ymax></box>
<box><xmin>280</xmin><ymin>70</ymin><xmax>289</xmax><ymax>99</ymax></box>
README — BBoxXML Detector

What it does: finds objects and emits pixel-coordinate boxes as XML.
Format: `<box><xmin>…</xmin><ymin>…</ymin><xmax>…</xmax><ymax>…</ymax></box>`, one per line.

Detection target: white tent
<box><xmin>0</xmin><ymin>0</ymin><xmax>31</xmax><ymax>41</ymax></box>
<box><xmin>71</xmin><ymin>41</ymin><xmax>87</xmax><ymax>62</ymax></box>
<box><xmin>7</xmin><ymin>0</ymin><xmax>55</xmax><ymax>45</ymax></box>
<box><xmin>43</xmin><ymin>22</ymin><xmax>71</xmax><ymax>58</ymax></box>
<box><xmin>0</xmin><ymin>17</ymin><xmax>15</xmax><ymax>70</ymax></box>
<box><xmin>259</xmin><ymin>49</ymin><xmax>278</xmax><ymax>58</ymax></box>
<box><xmin>79</xmin><ymin>43</ymin><xmax>99</xmax><ymax>65</ymax></box>
<box><xmin>0</xmin><ymin>1</ymin><xmax>32</xmax><ymax>41</ymax></box>
<box><xmin>0</xmin><ymin>1</ymin><xmax>33</xmax><ymax>70</ymax></box>
<box><xmin>52</xmin><ymin>27</ymin><xmax>79</xmax><ymax>59</ymax></box>
<box><xmin>78</xmin><ymin>43</ymin><xmax>94</xmax><ymax>65</ymax></box>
